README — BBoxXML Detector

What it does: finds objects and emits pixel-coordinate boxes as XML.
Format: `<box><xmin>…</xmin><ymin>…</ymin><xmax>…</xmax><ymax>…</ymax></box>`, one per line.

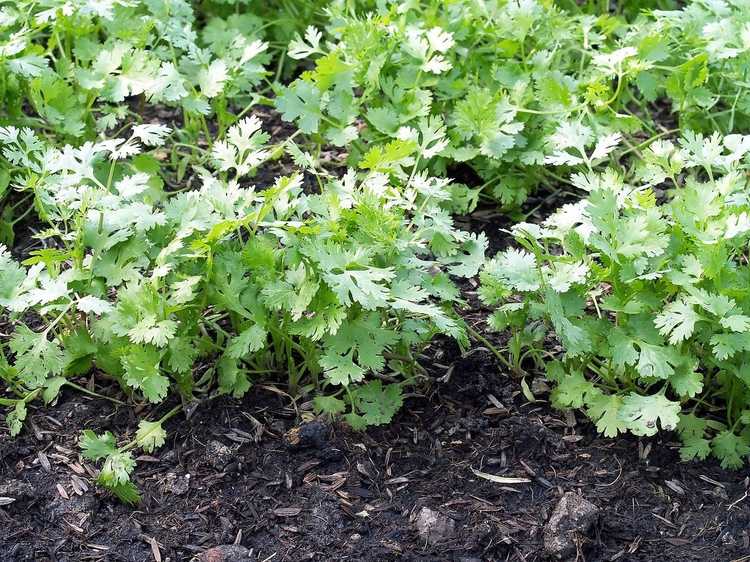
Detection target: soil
<box><xmin>2</xmin><ymin>334</ymin><xmax>750</xmax><ymax>561</ymax></box>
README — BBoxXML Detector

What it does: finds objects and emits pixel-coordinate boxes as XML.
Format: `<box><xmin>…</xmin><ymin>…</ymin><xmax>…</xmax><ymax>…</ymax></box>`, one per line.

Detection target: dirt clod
<box><xmin>195</xmin><ymin>545</ymin><xmax>251</xmax><ymax>562</ymax></box>
<box><xmin>0</xmin><ymin>479</ymin><xmax>33</xmax><ymax>499</ymax></box>
<box><xmin>284</xmin><ymin>420</ymin><xmax>329</xmax><ymax>450</ymax></box>
<box><xmin>164</xmin><ymin>471</ymin><xmax>190</xmax><ymax>495</ymax></box>
<box><xmin>543</xmin><ymin>491</ymin><xmax>600</xmax><ymax>559</ymax></box>
<box><xmin>205</xmin><ymin>440</ymin><xmax>236</xmax><ymax>470</ymax></box>
<box><xmin>414</xmin><ymin>506</ymin><xmax>456</xmax><ymax>544</ymax></box>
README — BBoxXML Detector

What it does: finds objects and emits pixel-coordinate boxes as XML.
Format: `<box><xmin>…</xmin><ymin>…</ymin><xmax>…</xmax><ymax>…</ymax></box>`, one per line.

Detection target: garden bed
<box><xmin>3</xmin><ymin>331</ymin><xmax>749</xmax><ymax>562</ymax></box>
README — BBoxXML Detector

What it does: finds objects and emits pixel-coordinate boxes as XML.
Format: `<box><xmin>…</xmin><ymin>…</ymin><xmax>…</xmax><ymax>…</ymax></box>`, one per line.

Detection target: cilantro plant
<box><xmin>275</xmin><ymin>0</ymin><xmax>750</xmax><ymax>208</ymax></box>
<box><xmin>0</xmin><ymin>115</ymin><xmax>483</xmax><ymax>500</ymax></box>
<box><xmin>273</xmin><ymin>1</ymin><xmax>645</xmax><ymax>206</ymax></box>
<box><xmin>4</xmin><ymin>0</ymin><xmax>750</xmax><ymax>504</ymax></box>
<box><xmin>0</xmin><ymin>0</ymin><xmax>279</xmax><ymax>139</ymax></box>
<box><xmin>481</xmin><ymin>131</ymin><xmax>750</xmax><ymax>468</ymax></box>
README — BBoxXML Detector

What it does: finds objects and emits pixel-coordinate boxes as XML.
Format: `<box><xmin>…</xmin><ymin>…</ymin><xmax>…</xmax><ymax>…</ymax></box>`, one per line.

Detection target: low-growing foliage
<box><xmin>3</xmin><ymin>0</ymin><xmax>750</xmax><ymax>504</ymax></box>
<box><xmin>0</xmin><ymin>116</ymin><xmax>484</xmax><ymax>500</ymax></box>
<box><xmin>274</xmin><ymin>0</ymin><xmax>750</xmax><ymax>207</ymax></box>
<box><xmin>480</xmin><ymin>131</ymin><xmax>750</xmax><ymax>468</ymax></box>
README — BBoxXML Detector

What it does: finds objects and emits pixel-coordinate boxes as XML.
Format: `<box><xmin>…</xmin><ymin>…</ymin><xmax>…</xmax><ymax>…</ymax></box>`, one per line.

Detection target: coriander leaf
<box><xmin>586</xmin><ymin>393</ymin><xmax>627</xmax><ymax>438</ymax></box>
<box><xmin>121</xmin><ymin>346</ymin><xmax>170</xmax><ymax>403</ymax></box>
<box><xmin>135</xmin><ymin>420</ymin><xmax>167</xmax><ymax>453</ymax></box>
<box><xmin>320</xmin><ymin>350</ymin><xmax>365</xmax><ymax>386</ymax></box>
<box><xmin>80</xmin><ymin>430</ymin><xmax>118</xmax><ymax>461</ymax></box>
<box><xmin>10</xmin><ymin>325</ymin><xmax>66</xmax><ymax>388</ymax></box>
<box><xmin>353</xmin><ymin>381</ymin><xmax>403</xmax><ymax>426</ymax></box>
<box><xmin>226</xmin><ymin>325</ymin><xmax>267</xmax><ymax>359</ymax></box>
<box><xmin>275</xmin><ymin>80</ymin><xmax>323</xmax><ymax>134</ymax></box>
<box><xmin>711</xmin><ymin>431</ymin><xmax>750</xmax><ymax>469</ymax></box>
<box><xmin>551</xmin><ymin>369</ymin><xmax>593</xmax><ymax>409</ymax></box>
<box><xmin>619</xmin><ymin>392</ymin><xmax>681</xmax><ymax>437</ymax></box>
<box><xmin>654</xmin><ymin>299</ymin><xmax>700</xmax><ymax>344</ymax></box>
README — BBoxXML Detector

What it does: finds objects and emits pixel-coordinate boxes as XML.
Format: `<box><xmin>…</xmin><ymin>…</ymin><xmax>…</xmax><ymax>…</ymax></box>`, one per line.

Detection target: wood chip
<box><xmin>471</xmin><ymin>467</ymin><xmax>531</xmax><ymax>485</ymax></box>
<box><xmin>273</xmin><ymin>507</ymin><xmax>302</xmax><ymax>517</ymax></box>
<box><xmin>699</xmin><ymin>475</ymin><xmax>725</xmax><ymax>488</ymax></box>
<box><xmin>146</xmin><ymin>536</ymin><xmax>161</xmax><ymax>562</ymax></box>
<box><xmin>385</xmin><ymin>476</ymin><xmax>409</xmax><ymax>485</ymax></box>
<box><xmin>56</xmin><ymin>483</ymin><xmax>69</xmax><ymax>499</ymax></box>
<box><xmin>0</xmin><ymin>497</ymin><xmax>16</xmax><ymax>506</ymax></box>
<box><xmin>664</xmin><ymin>480</ymin><xmax>685</xmax><ymax>495</ymax></box>
<box><xmin>65</xmin><ymin>521</ymin><xmax>84</xmax><ymax>533</ymax></box>
<box><xmin>37</xmin><ymin>452</ymin><xmax>51</xmax><ymax>472</ymax></box>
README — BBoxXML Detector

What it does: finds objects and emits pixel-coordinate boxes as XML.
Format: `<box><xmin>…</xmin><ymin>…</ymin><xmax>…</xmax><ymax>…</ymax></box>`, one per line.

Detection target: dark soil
<box><xmin>2</xmin><ymin>334</ymin><xmax>750</xmax><ymax>561</ymax></box>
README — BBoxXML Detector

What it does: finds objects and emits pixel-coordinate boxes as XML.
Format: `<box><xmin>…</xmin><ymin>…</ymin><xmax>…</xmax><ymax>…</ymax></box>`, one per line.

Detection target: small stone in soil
<box><xmin>194</xmin><ymin>545</ymin><xmax>251</xmax><ymax>562</ymax></box>
<box><xmin>205</xmin><ymin>440</ymin><xmax>237</xmax><ymax>470</ymax></box>
<box><xmin>543</xmin><ymin>491</ymin><xmax>600</xmax><ymax>559</ymax></box>
<box><xmin>164</xmin><ymin>472</ymin><xmax>190</xmax><ymax>496</ymax></box>
<box><xmin>284</xmin><ymin>420</ymin><xmax>329</xmax><ymax>450</ymax></box>
<box><xmin>414</xmin><ymin>506</ymin><xmax>456</xmax><ymax>544</ymax></box>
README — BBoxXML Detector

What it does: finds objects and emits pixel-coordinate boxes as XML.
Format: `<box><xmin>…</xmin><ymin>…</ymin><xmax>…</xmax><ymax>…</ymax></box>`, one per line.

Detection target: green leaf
<box><xmin>80</xmin><ymin>430</ymin><xmax>118</xmax><ymax>461</ymax></box>
<box><xmin>488</xmin><ymin>248</ymin><xmax>540</xmax><ymax>292</ymax></box>
<box><xmin>711</xmin><ymin>431</ymin><xmax>750</xmax><ymax>469</ymax></box>
<box><xmin>608</xmin><ymin>329</ymin><xmax>638</xmax><ymax>369</ymax></box>
<box><xmin>10</xmin><ymin>325</ymin><xmax>66</xmax><ymax>388</ymax></box>
<box><xmin>677</xmin><ymin>414</ymin><xmax>711</xmax><ymax>462</ymax></box>
<box><xmin>586</xmin><ymin>393</ymin><xmax>626</xmax><ymax>438</ymax></box>
<box><xmin>121</xmin><ymin>346</ymin><xmax>170</xmax><ymax>403</ymax></box>
<box><xmin>275</xmin><ymin>80</ymin><xmax>323</xmax><ymax>133</ymax></box>
<box><xmin>669</xmin><ymin>360</ymin><xmax>703</xmax><ymax>398</ymax></box>
<box><xmin>99</xmin><ymin>451</ymin><xmax>136</xmax><ymax>486</ymax></box>
<box><xmin>636</xmin><ymin>343</ymin><xmax>677</xmax><ymax>380</ymax></box>
<box><xmin>353</xmin><ymin>381</ymin><xmax>403</xmax><ymax>426</ymax></box>
<box><xmin>217</xmin><ymin>356</ymin><xmax>252</xmax><ymax>398</ymax></box>
<box><xmin>135</xmin><ymin>420</ymin><xmax>167</xmax><ymax>453</ymax></box>
<box><xmin>343</xmin><ymin>412</ymin><xmax>368</xmax><ymax>431</ymax></box>
<box><xmin>618</xmin><ymin>393</ymin><xmax>681</xmax><ymax>437</ymax></box>
<box><xmin>551</xmin><ymin>369</ymin><xmax>593</xmax><ymax>409</ymax></box>
<box><xmin>6</xmin><ymin>401</ymin><xmax>27</xmax><ymax>436</ymax></box>
<box><xmin>42</xmin><ymin>377</ymin><xmax>67</xmax><ymax>404</ymax></box>
<box><xmin>320</xmin><ymin>350</ymin><xmax>365</xmax><ymax>386</ymax></box>
<box><xmin>313</xmin><ymin>395</ymin><xmax>347</xmax><ymax>416</ymax></box>
<box><xmin>106</xmin><ymin>480</ymin><xmax>141</xmax><ymax>505</ymax></box>
<box><xmin>226</xmin><ymin>325</ymin><xmax>267</xmax><ymax>359</ymax></box>
<box><xmin>654</xmin><ymin>299</ymin><xmax>700</xmax><ymax>344</ymax></box>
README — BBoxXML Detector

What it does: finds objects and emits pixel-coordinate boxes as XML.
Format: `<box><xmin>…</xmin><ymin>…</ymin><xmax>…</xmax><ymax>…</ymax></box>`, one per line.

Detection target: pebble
<box><xmin>414</xmin><ymin>506</ymin><xmax>456</xmax><ymax>544</ymax></box>
<box><xmin>205</xmin><ymin>440</ymin><xmax>237</xmax><ymax>470</ymax></box>
<box><xmin>164</xmin><ymin>472</ymin><xmax>190</xmax><ymax>496</ymax></box>
<box><xmin>543</xmin><ymin>491</ymin><xmax>600</xmax><ymax>559</ymax></box>
<box><xmin>195</xmin><ymin>545</ymin><xmax>252</xmax><ymax>562</ymax></box>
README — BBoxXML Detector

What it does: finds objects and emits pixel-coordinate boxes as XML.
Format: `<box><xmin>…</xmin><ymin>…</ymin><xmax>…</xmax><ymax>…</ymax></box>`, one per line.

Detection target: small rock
<box><xmin>414</xmin><ymin>506</ymin><xmax>456</xmax><ymax>544</ymax></box>
<box><xmin>205</xmin><ymin>440</ymin><xmax>237</xmax><ymax>470</ymax></box>
<box><xmin>543</xmin><ymin>492</ymin><xmax>600</xmax><ymax>559</ymax></box>
<box><xmin>284</xmin><ymin>420</ymin><xmax>329</xmax><ymax>450</ymax></box>
<box><xmin>164</xmin><ymin>472</ymin><xmax>190</xmax><ymax>496</ymax></box>
<box><xmin>195</xmin><ymin>545</ymin><xmax>252</xmax><ymax>562</ymax></box>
